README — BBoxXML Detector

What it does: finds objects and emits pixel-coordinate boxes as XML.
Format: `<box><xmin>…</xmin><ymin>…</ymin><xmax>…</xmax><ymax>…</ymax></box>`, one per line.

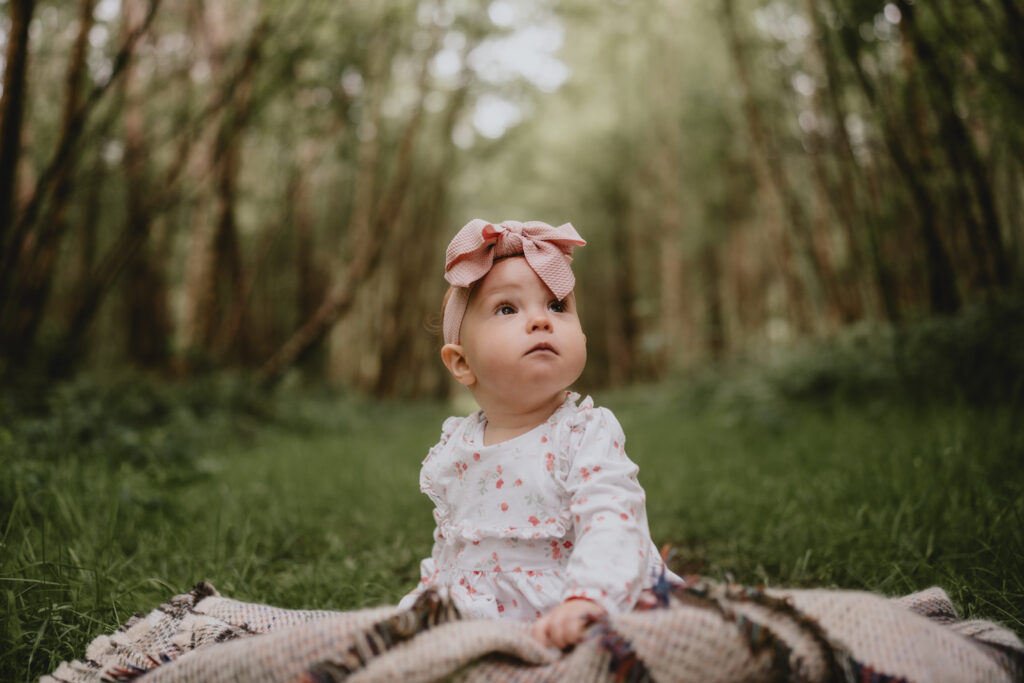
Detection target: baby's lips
<box><xmin>527</xmin><ymin>342</ymin><xmax>558</xmax><ymax>355</ymax></box>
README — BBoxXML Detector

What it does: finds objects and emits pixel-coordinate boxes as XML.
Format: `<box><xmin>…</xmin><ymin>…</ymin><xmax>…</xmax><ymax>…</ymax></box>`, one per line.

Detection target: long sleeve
<box><xmin>560</xmin><ymin>407</ymin><xmax>651</xmax><ymax>615</ymax></box>
<box><xmin>398</xmin><ymin>520</ymin><xmax>445</xmax><ymax>608</ymax></box>
<box><xmin>398</xmin><ymin>417</ymin><xmax>462</xmax><ymax>609</ymax></box>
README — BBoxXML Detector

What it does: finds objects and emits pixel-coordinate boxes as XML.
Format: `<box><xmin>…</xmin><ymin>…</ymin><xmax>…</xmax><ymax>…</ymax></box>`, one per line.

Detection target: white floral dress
<box><xmin>399</xmin><ymin>392</ymin><xmax>672</xmax><ymax>621</ymax></box>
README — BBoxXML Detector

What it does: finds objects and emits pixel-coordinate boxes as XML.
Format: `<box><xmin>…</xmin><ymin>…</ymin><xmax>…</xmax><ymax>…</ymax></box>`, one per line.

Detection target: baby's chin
<box><xmin>474</xmin><ymin>382</ymin><xmax>571</xmax><ymax>411</ymax></box>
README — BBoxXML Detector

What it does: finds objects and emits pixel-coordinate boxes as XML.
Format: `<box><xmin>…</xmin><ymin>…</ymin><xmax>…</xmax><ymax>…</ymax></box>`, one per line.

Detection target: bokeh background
<box><xmin>3</xmin><ymin>1</ymin><xmax>1024</xmax><ymax>680</ymax></box>
<box><xmin>3</xmin><ymin>0</ymin><xmax>1022</xmax><ymax>390</ymax></box>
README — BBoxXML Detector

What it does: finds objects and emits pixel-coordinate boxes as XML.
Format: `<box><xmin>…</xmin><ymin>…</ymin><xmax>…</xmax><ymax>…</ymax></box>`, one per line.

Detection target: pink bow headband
<box><xmin>442</xmin><ymin>219</ymin><xmax>586</xmax><ymax>344</ymax></box>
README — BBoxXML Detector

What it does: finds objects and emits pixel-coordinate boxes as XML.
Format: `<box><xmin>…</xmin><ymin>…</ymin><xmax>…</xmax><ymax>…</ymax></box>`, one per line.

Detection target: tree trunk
<box><xmin>182</xmin><ymin>6</ymin><xmax>264</xmax><ymax>367</ymax></box>
<box><xmin>375</xmin><ymin>60</ymin><xmax>470</xmax><ymax>397</ymax></box>
<box><xmin>121</xmin><ymin>0</ymin><xmax>171</xmax><ymax>370</ymax></box>
<box><xmin>70</xmin><ymin>155</ymin><xmax>102</xmax><ymax>309</ymax></box>
<box><xmin>373</xmin><ymin>186</ymin><xmax>440</xmax><ymax>397</ymax></box>
<box><xmin>811</xmin><ymin>1</ymin><xmax>900</xmax><ymax>322</ymax></box>
<box><xmin>721</xmin><ymin>0</ymin><xmax>846</xmax><ymax>330</ymax></box>
<box><xmin>208</xmin><ymin>126</ymin><xmax>254</xmax><ymax>363</ymax></box>
<box><xmin>831</xmin><ymin>0</ymin><xmax>961</xmax><ymax>314</ymax></box>
<box><xmin>0</xmin><ymin>0</ymin><xmax>159</xmax><ymax>304</ymax></box>
<box><xmin>0</xmin><ymin>0</ymin><xmax>94</xmax><ymax>368</ymax></box>
<box><xmin>257</xmin><ymin>36</ymin><xmax>433</xmax><ymax>389</ymax></box>
<box><xmin>0</xmin><ymin>0</ymin><xmax>35</xmax><ymax>246</ymax></box>
<box><xmin>996</xmin><ymin>0</ymin><xmax>1024</xmax><ymax>87</ymax></box>
<box><xmin>701</xmin><ymin>242</ymin><xmax>726</xmax><ymax>359</ymax></box>
<box><xmin>605</xmin><ymin>209</ymin><xmax>640</xmax><ymax>386</ymax></box>
<box><xmin>897</xmin><ymin>0</ymin><xmax>1011</xmax><ymax>287</ymax></box>
<box><xmin>289</xmin><ymin>150</ymin><xmax>328</xmax><ymax>367</ymax></box>
<box><xmin>803</xmin><ymin>0</ymin><xmax>876</xmax><ymax>322</ymax></box>
<box><xmin>47</xmin><ymin>1</ymin><xmax>251</xmax><ymax>377</ymax></box>
<box><xmin>48</xmin><ymin>222</ymin><xmax>149</xmax><ymax>377</ymax></box>
<box><xmin>653</xmin><ymin>120</ymin><xmax>687</xmax><ymax>371</ymax></box>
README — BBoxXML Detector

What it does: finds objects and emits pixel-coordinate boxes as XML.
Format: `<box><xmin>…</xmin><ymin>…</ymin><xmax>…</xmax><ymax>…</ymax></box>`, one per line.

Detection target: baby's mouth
<box><xmin>527</xmin><ymin>342</ymin><xmax>558</xmax><ymax>355</ymax></box>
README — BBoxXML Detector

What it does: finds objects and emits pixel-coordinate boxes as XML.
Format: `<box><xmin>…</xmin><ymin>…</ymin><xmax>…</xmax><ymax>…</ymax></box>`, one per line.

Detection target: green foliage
<box><xmin>669</xmin><ymin>289</ymin><xmax>1024</xmax><ymax>411</ymax></box>
<box><xmin>893</xmin><ymin>292</ymin><xmax>1024</xmax><ymax>405</ymax></box>
<box><xmin>3</xmin><ymin>325</ymin><xmax>1024</xmax><ymax>679</ymax></box>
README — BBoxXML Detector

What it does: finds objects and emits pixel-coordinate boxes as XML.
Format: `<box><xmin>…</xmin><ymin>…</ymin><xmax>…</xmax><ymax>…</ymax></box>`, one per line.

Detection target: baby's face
<box><xmin>459</xmin><ymin>257</ymin><xmax>587</xmax><ymax>408</ymax></box>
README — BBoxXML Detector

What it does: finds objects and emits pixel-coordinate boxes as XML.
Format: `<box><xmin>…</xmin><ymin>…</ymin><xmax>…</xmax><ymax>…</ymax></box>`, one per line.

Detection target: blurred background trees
<box><xmin>0</xmin><ymin>0</ymin><xmax>1021</xmax><ymax>395</ymax></box>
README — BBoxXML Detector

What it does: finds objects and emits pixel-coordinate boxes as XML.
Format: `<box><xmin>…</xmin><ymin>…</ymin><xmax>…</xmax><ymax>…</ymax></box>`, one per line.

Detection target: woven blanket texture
<box><xmin>43</xmin><ymin>579</ymin><xmax>1023</xmax><ymax>683</ymax></box>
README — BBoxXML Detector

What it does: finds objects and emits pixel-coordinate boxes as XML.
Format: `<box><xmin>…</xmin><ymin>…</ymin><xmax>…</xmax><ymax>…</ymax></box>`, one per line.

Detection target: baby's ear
<box><xmin>441</xmin><ymin>344</ymin><xmax>476</xmax><ymax>387</ymax></box>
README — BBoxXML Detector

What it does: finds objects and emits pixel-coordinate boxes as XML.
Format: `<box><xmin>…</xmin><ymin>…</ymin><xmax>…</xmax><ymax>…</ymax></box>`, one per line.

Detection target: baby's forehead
<box><xmin>473</xmin><ymin>257</ymin><xmax>555</xmax><ymax>296</ymax></box>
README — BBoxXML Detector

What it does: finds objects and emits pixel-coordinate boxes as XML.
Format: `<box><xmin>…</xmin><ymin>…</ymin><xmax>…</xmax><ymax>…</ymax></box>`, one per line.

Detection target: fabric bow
<box><xmin>442</xmin><ymin>219</ymin><xmax>586</xmax><ymax>344</ymax></box>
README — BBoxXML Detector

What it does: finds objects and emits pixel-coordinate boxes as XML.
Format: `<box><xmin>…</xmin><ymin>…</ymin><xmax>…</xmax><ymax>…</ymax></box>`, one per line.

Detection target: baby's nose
<box><xmin>529</xmin><ymin>312</ymin><xmax>552</xmax><ymax>331</ymax></box>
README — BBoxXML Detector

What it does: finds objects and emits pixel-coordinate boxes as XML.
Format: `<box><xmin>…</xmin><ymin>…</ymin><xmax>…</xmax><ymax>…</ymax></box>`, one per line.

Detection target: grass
<box><xmin>0</xmin><ymin>381</ymin><xmax>450</xmax><ymax>680</ymax></box>
<box><xmin>612</xmin><ymin>384</ymin><xmax>1024</xmax><ymax>625</ymax></box>
<box><xmin>2</xmin><ymin>323</ymin><xmax>1024</xmax><ymax>680</ymax></box>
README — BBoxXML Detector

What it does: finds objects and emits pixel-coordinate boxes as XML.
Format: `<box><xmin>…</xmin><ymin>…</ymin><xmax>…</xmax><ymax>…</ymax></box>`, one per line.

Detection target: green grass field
<box><xmin>2</xmin><ymin>333</ymin><xmax>1024</xmax><ymax>681</ymax></box>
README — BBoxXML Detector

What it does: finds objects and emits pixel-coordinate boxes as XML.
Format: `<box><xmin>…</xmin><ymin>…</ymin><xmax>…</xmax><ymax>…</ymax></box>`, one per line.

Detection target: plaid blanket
<box><xmin>43</xmin><ymin>577</ymin><xmax>1023</xmax><ymax>682</ymax></box>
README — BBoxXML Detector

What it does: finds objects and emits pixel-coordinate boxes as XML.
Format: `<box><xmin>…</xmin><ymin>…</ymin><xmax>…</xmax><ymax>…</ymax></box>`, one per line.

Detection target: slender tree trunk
<box><xmin>310</xmin><ymin>36</ymin><xmax>386</xmax><ymax>385</ymax></box>
<box><xmin>289</xmin><ymin>152</ymin><xmax>326</xmax><ymax>348</ymax></box>
<box><xmin>121</xmin><ymin>0</ymin><xmax>171</xmax><ymax>369</ymax></box>
<box><xmin>654</xmin><ymin>123</ymin><xmax>687</xmax><ymax>370</ymax></box>
<box><xmin>903</xmin><ymin>35</ymin><xmax>990</xmax><ymax>292</ymax></box>
<box><xmin>721</xmin><ymin>0</ymin><xmax>846</xmax><ymax>330</ymax></box>
<box><xmin>897</xmin><ymin>0</ymin><xmax>1011</xmax><ymax>287</ymax></box>
<box><xmin>375</xmin><ymin>60</ymin><xmax>470</xmax><ymax>397</ymax></box>
<box><xmin>181</xmin><ymin>1</ymin><xmax>228</xmax><ymax>361</ymax></box>
<box><xmin>48</xmin><ymin>221</ymin><xmax>149</xmax><ymax>376</ymax></box>
<box><xmin>803</xmin><ymin>0</ymin><xmax>877</xmax><ymax>322</ymax></box>
<box><xmin>605</xmin><ymin>207</ymin><xmax>639</xmax><ymax>386</ymax></box>
<box><xmin>0</xmin><ymin>0</ymin><xmax>159</xmax><ymax>307</ymax></box>
<box><xmin>996</xmin><ymin>0</ymin><xmax>1024</xmax><ymax>83</ymax></box>
<box><xmin>258</xmin><ymin>36</ymin><xmax>433</xmax><ymax>388</ymax></box>
<box><xmin>1007</xmin><ymin>158</ymin><xmax>1024</xmax><ymax>270</ymax></box>
<box><xmin>374</xmin><ymin>187</ymin><xmax>436</xmax><ymax>397</ymax></box>
<box><xmin>208</xmin><ymin>126</ymin><xmax>254</xmax><ymax>363</ymax></box>
<box><xmin>831</xmin><ymin>0</ymin><xmax>961</xmax><ymax>314</ymax></box>
<box><xmin>811</xmin><ymin>2</ymin><xmax>900</xmax><ymax>322</ymax></box>
<box><xmin>0</xmin><ymin>0</ymin><xmax>35</xmax><ymax>245</ymax></box>
<box><xmin>804</xmin><ymin>136</ymin><xmax>863</xmax><ymax>323</ymax></box>
<box><xmin>182</xmin><ymin>7</ymin><xmax>264</xmax><ymax>366</ymax></box>
<box><xmin>701</xmin><ymin>242</ymin><xmax>726</xmax><ymax>359</ymax></box>
<box><xmin>47</xmin><ymin>1</ymin><xmax>252</xmax><ymax>377</ymax></box>
<box><xmin>725</xmin><ymin>227</ymin><xmax>766</xmax><ymax>346</ymax></box>
<box><xmin>1</xmin><ymin>0</ymin><xmax>94</xmax><ymax>367</ymax></box>
<box><xmin>70</xmin><ymin>155</ymin><xmax>102</xmax><ymax>306</ymax></box>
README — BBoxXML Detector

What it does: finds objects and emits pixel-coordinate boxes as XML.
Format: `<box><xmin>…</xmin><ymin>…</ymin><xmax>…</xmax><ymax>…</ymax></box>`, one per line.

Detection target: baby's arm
<box><xmin>529</xmin><ymin>409</ymin><xmax>646</xmax><ymax>647</ymax></box>
<box><xmin>530</xmin><ymin>598</ymin><xmax>606</xmax><ymax>649</ymax></box>
<box><xmin>560</xmin><ymin>407</ymin><xmax>651</xmax><ymax>613</ymax></box>
<box><xmin>400</xmin><ymin>417</ymin><xmax>461</xmax><ymax>608</ymax></box>
<box><xmin>398</xmin><ymin>520</ymin><xmax>444</xmax><ymax>608</ymax></box>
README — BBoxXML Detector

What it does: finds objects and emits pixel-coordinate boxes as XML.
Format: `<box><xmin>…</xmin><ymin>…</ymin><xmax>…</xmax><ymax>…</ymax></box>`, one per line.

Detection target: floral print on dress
<box><xmin>398</xmin><ymin>392</ymin><xmax>673</xmax><ymax>622</ymax></box>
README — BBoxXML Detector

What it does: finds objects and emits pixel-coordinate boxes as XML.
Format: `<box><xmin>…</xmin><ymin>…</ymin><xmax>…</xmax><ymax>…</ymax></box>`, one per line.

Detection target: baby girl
<box><xmin>399</xmin><ymin>219</ymin><xmax>675</xmax><ymax>649</ymax></box>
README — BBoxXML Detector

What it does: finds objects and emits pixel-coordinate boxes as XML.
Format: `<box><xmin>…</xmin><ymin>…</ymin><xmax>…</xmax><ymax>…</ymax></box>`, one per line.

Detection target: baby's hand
<box><xmin>530</xmin><ymin>599</ymin><xmax>607</xmax><ymax>650</ymax></box>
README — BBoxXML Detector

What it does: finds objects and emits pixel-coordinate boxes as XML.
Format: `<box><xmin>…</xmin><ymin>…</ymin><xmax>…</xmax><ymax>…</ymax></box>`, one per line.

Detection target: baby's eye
<box><xmin>496</xmin><ymin>304</ymin><xmax>516</xmax><ymax>316</ymax></box>
<box><xmin>548</xmin><ymin>299</ymin><xmax>567</xmax><ymax>313</ymax></box>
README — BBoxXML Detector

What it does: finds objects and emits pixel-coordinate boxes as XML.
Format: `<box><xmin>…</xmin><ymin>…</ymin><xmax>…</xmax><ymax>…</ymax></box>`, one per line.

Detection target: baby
<box><xmin>399</xmin><ymin>219</ymin><xmax>674</xmax><ymax>649</ymax></box>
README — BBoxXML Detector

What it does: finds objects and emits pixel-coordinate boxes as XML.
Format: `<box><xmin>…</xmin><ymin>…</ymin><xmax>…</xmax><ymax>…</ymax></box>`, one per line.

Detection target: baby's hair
<box><xmin>442</xmin><ymin>286</ymin><xmax>455</xmax><ymax>321</ymax></box>
<box><xmin>425</xmin><ymin>286</ymin><xmax>460</xmax><ymax>339</ymax></box>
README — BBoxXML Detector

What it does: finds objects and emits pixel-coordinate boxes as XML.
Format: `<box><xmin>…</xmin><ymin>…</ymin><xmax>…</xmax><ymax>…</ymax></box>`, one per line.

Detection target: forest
<box><xmin>2</xmin><ymin>0</ymin><xmax>1024</xmax><ymax>680</ymax></box>
<box><xmin>1</xmin><ymin>0</ymin><xmax>1020</xmax><ymax>390</ymax></box>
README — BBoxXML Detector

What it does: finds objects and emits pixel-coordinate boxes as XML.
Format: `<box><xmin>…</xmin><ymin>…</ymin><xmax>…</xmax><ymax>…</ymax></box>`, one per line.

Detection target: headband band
<box><xmin>442</xmin><ymin>219</ymin><xmax>585</xmax><ymax>344</ymax></box>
